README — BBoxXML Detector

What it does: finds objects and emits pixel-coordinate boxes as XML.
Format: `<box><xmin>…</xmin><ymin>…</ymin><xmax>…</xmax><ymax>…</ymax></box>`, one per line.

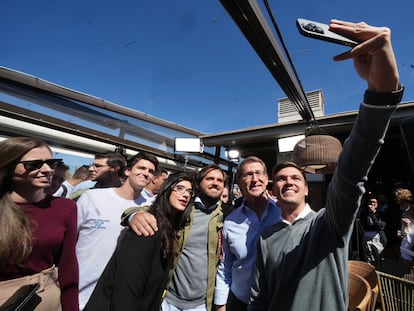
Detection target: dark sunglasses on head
<box><xmin>18</xmin><ymin>159</ymin><xmax>63</xmax><ymax>171</ymax></box>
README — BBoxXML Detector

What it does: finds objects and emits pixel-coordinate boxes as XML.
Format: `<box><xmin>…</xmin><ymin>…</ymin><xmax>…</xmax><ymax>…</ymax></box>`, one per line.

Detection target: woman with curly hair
<box><xmin>0</xmin><ymin>137</ymin><xmax>78</xmax><ymax>310</ymax></box>
<box><xmin>84</xmin><ymin>171</ymin><xmax>194</xmax><ymax>311</ymax></box>
<box><xmin>394</xmin><ymin>188</ymin><xmax>414</xmax><ymax>266</ymax></box>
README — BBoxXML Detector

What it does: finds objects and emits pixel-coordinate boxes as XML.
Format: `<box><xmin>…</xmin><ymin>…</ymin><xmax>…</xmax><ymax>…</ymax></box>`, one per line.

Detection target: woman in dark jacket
<box><xmin>84</xmin><ymin>172</ymin><xmax>194</xmax><ymax>311</ymax></box>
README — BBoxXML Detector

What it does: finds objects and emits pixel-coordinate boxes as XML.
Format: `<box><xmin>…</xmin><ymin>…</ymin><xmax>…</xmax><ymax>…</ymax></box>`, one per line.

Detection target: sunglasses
<box><xmin>17</xmin><ymin>159</ymin><xmax>63</xmax><ymax>171</ymax></box>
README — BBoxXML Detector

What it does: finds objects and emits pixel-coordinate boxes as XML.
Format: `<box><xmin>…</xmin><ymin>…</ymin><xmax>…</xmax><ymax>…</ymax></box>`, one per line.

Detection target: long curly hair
<box><xmin>149</xmin><ymin>172</ymin><xmax>194</xmax><ymax>259</ymax></box>
<box><xmin>0</xmin><ymin>137</ymin><xmax>52</xmax><ymax>267</ymax></box>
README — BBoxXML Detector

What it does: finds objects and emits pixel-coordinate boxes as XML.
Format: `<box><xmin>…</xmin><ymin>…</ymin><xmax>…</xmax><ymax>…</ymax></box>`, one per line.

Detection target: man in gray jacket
<box><xmin>249</xmin><ymin>19</ymin><xmax>404</xmax><ymax>310</ymax></box>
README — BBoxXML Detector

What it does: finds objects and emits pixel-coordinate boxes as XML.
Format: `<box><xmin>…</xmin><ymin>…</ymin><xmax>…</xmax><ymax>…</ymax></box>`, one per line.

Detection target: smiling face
<box><xmin>13</xmin><ymin>146</ymin><xmax>55</xmax><ymax>190</ymax></box>
<box><xmin>198</xmin><ymin>169</ymin><xmax>224</xmax><ymax>202</ymax></box>
<box><xmin>237</xmin><ymin>161</ymin><xmax>269</xmax><ymax>201</ymax></box>
<box><xmin>169</xmin><ymin>180</ymin><xmax>193</xmax><ymax>213</ymax></box>
<box><xmin>124</xmin><ymin>159</ymin><xmax>156</xmax><ymax>191</ymax></box>
<box><xmin>272</xmin><ymin>166</ymin><xmax>308</xmax><ymax>212</ymax></box>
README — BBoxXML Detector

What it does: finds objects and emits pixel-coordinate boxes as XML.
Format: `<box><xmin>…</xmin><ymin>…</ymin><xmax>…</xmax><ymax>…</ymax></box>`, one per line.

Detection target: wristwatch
<box><xmin>364</xmin><ymin>84</ymin><xmax>404</xmax><ymax>106</ymax></box>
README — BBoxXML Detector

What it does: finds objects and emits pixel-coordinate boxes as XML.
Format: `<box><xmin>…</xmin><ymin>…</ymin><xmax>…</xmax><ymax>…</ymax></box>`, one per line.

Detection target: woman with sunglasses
<box><xmin>84</xmin><ymin>172</ymin><xmax>194</xmax><ymax>311</ymax></box>
<box><xmin>0</xmin><ymin>137</ymin><xmax>78</xmax><ymax>310</ymax></box>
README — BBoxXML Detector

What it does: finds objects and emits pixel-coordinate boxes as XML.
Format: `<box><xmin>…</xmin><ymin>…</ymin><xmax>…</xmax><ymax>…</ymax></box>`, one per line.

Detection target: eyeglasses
<box><xmin>18</xmin><ymin>159</ymin><xmax>62</xmax><ymax>171</ymax></box>
<box><xmin>242</xmin><ymin>170</ymin><xmax>266</xmax><ymax>180</ymax></box>
<box><xmin>173</xmin><ymin>184</ymin><xmax>194</xmax><ymax>197</ymax></box>
<box><xmin>91</xmin><ymin>163</ymin><xmax>110</xmax><ymax>170</ymax></box>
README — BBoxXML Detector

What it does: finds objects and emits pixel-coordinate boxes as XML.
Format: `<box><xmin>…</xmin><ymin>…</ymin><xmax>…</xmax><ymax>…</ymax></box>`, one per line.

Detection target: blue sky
<box><xmin>2</xmin><ymin>1</ymin><xmax>413</xmax><ymax>134</ymax></box>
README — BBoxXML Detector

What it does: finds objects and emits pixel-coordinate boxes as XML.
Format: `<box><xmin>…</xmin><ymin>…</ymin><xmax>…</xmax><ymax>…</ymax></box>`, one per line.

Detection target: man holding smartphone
<box><xmin>249</xmin><ymin>20</ymin><xmax>404</xmax><ymax>311</ymax></box>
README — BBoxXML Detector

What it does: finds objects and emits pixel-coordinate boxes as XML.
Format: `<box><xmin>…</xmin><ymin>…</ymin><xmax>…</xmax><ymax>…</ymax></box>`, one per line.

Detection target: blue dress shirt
<box><xmin>214</xmin><ymin>199</ymin><xmax>281</xmax><ymax>305</ymax></box>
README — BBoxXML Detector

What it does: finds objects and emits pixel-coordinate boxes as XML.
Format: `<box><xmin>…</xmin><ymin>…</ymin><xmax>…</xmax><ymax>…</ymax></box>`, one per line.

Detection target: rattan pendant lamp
<box><xmin>292</xmin><ymin>124</ymin><xmax>343</xmax><ymax>174</ymax></box>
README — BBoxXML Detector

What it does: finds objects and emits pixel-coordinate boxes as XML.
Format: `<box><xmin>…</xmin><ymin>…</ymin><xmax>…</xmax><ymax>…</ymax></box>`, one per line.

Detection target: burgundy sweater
<box><xmin>0</xmin><ymin>195</ymin><xmax>79</xmax><ymax>310</ymax></box>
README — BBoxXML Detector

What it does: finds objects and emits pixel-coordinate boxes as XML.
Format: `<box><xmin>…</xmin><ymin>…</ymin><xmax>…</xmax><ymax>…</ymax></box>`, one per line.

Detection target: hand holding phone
<box><xmin>296</xmin><ymin>18</ymin><xmax>358</xmax><ymax>47</ymax></box>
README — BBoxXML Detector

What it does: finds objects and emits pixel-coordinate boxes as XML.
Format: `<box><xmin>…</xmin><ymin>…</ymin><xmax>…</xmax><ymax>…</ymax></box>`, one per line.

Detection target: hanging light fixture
<box><xmin>292</xmin><ymin>126</ymin><xmax>342</xmax><ymax>174</ymax></box>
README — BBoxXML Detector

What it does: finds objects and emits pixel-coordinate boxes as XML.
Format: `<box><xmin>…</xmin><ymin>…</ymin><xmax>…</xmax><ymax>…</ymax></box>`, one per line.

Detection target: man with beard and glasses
<box><xmin>121</xmin><ymin>164</ymin><xmax>233</xmax><ymax>311</ymax></box>
<box><xmin>70</xmin><ymin>151</ymin><xmax>126</xmax><ymax>201</ymax></box>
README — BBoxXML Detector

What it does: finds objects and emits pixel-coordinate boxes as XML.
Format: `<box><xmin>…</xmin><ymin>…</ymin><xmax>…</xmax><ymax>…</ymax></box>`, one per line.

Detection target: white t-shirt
<box><xmin>76</xmin><ymin>187</ymin><xmax>144</xmax><ymax>310</ymax></box>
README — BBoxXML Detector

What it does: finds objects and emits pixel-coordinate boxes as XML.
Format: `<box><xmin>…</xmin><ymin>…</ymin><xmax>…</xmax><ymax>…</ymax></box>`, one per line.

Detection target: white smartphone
<box><xmin>296</xmin><ymin>18</ymin><xmax>358</xmax><ymax>47</ymax></box>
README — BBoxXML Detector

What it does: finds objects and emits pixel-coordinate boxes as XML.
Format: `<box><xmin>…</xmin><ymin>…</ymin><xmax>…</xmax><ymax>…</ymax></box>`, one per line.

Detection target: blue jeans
<box><xmin>161</xmin><ymin>299</ymin><xmax>207</xmax><ymax>311</ymax></box>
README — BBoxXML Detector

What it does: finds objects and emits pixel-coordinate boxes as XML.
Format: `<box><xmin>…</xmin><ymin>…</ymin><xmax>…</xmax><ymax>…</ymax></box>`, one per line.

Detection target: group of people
<box><xmin>0</xmin><ymin>19</ymin><xmax>407</xmax><ymax>311</ymax></box>
<box><xmin>356</xmin><ymin>185</ymin><xmax>414</xmax><ymax>270</ymax></box>
<box><xmin>0</xmin><ymin>140</ymin><xmax>194</xmax><ymax>310</ymax></box>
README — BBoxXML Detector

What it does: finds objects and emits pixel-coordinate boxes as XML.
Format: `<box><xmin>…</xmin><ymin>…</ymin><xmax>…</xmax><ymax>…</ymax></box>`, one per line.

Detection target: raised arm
<box><xmin>329</xmin><ymin>20</ymin><xmax>399</xmax><ymax>92</ymax></box>
<box><xmin>325</xmin><ymin>20</ymin><xmax>403</xmax><ymax>237</ymax></box>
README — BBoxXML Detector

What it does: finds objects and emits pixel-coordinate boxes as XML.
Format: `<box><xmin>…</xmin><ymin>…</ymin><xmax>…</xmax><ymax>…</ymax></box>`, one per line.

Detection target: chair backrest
<box><xmin>376</xmin><ymin>270</ymin><xmax>414</xmax><ymax>311</ymax></box>
<box><xmin>348</xmin><ymin>260</ymin><xmax>379</xmax><ymax>311</ymax></box>
<box><xmin>349</xmin><ymin>273</ymin><xmax>371</xmax><ymax>311</ymax></box>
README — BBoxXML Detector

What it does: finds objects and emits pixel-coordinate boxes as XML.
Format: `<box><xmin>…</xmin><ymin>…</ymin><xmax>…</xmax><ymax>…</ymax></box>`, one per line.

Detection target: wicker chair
<box><xmin>349</xmin><ymin>260</ymin><xmax>379</xmax><ymax>311</ymax></box>
<box><xmin>349</xmin><ymin>273</ymin><xmax>372</xmax><ymax>311</ymax></box>
<box><xmin>376</xmin><ymin>270</ymin><xmax>414</xmax><ymax>311</ymax></box>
